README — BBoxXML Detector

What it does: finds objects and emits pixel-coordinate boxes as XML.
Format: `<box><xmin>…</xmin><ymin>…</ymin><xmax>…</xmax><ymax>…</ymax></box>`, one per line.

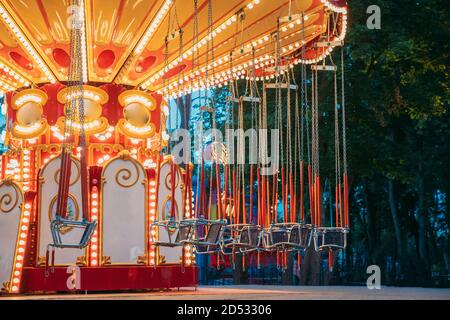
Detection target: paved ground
<box><xmin>1</xmin><ymin>285</ymin><xmax>450</xmax><ymax>300</ymax></box>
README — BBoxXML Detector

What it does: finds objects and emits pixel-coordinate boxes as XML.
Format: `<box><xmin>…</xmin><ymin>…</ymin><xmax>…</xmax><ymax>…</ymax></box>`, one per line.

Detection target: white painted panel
<box><xmin>101</xmin><ymin>156</ymin><xmax>146</xmax><ymax>264</ymax></box>
<box><xmin>38</xmin><ymin>156</ymin><xmax>84</xmax><ymax>265</ymax></box>
<box><xmin>0</xmin><ymin>181</ymin><xmax>23</xmax><ymax>290</ymax></box>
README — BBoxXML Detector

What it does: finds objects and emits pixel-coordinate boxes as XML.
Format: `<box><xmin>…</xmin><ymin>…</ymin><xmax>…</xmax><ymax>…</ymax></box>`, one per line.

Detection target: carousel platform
<box><xmin>18</xmin><ymin>265</ymin><xmax>197</xmax><ymax>293</ymax></box>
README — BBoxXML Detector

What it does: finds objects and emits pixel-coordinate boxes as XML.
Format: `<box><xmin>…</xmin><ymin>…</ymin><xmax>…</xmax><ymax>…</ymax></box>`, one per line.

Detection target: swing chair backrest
<box><xmin>175</xmin><ymin>223</ymin><xmax>192</xmax><ymax>243</ymax></box>
<box><xmin>270</xmin><ymin>227</ymin><xmax>289</xmax><ymax>245</ymax></box>
<box><xmin>290</xmin><ymin>224</ymin><xmax>313</xmax><ymax>248</ymax></box>
<box><xmin>314</xmin><ymin>227</ymin><xmax>348</xmax><ymax>251</ymax></box>
<box><xmin>239</xmin><ymin>225</ymin><xmax>262</xmax><ymax>247</ymax></box>
<box><xmin>205</xmin><ymin>222</ymin><xmax>223</xmax><ymax>244</ymax></box>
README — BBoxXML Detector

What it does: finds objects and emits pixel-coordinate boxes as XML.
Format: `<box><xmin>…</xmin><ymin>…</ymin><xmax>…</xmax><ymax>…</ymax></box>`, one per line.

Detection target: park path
<box><xmin>1</xmin><ymin>285</ymin><xmax>450</xmax><ymax>300</ymax></box>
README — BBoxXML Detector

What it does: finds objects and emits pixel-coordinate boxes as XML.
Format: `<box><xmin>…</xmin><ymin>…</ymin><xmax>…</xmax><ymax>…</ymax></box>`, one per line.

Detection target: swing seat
<box><xmin>151</xmin><ymin>219</ymin><xmax>192</xmax><ymax>248</ymax></box>
<box><xmin>188</xmin><ymin>222</ymin><xmax>225</xmax><ymax>254</ymax></box>
<box><xmin>313</xmin><ymin>227</ymin><xmax>348</xmax><ymax>252</ymax></box>
<box><xmin>289</xmin><ymin>223</ymin><xmax>314</xmax><ymax>250</ymax></box>
<box><xmin>179</xmin><ymin>218</ymin><xmax>226</xmax><ymax>254</ymax></box>
<box><xmin>266</xmin><ymin>223</ymin><xmax>293</xmax><ymax>251</ymax></box>
<box><xmin>221</xmin><ymin>224</ymin><xmax>263</xmax><ymax>255</ymax></box>
<box><xmin>50</xmin><ymin>216</ymin><xmax>97</xmax><ymax>249</ymax></box>
<box><xmin>266</xmin><ymin>223</ymin><xmax>312</xmax><ymax>252</ymax></box>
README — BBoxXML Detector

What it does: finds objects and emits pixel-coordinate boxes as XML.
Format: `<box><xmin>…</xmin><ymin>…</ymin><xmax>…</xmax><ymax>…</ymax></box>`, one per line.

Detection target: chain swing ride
<box><xmin>0</xmin><ymin>0</ymin><xmax>349</xmax><ymax>294</ymax></box>
<box><xmin>151</xmin><ymin>0</ymin><xmax>350</xmax><ymax>273</ymax></box>
<box><xmin>45</xmin><ymin>0</ymin><xmax>97</xmax><ymax>274</ymax></box>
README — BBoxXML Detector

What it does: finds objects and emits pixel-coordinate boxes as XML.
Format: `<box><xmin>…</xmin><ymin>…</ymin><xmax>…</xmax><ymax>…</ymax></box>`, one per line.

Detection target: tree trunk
<box><xmin>233</xmin><ymin>255</ymin><xmax>249</xmax><ymax>284</ymax></box>
<box><xmin>300</xmin><ymin>246</ymin><xmax>321</xmax><ymax>285</ymax></box>
<box><xmin>387</xmin><ymin>178</ymin><xmax>403</xmax><ymax>277</ymax></box>
<box><xmin>281</xmin><ymin>253</ymin><xmax>294</xmax><ymax>285</ymax></box>
<box><xmin>362</xmin><ymin>179</ymin><xmax>376</xmax><ymax>264</ymax></box>
<box><xmin>417</xmin><ymin>174</ymin><xmax>430</xmax><ymax>285</ymax></box>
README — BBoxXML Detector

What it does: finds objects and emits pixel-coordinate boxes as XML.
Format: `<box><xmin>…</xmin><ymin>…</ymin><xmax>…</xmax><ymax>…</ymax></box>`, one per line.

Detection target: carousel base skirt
<box><xmin>19</xmin><ymin>265</ymin><xmax>198</xmax><ymax>293</ymax></box>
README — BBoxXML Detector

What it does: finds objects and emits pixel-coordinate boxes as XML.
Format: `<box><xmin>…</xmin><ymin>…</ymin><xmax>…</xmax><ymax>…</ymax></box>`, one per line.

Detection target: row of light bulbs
<box><xmin>11</xmin><ymin>202</ymin><xmax>32</xmax><ymax>293</ymax></box>
<box><xmin>22</xmin><ymin>149</ymin><xmax>31</xmax><ymax>191</ymax></box>
<box><xmin>0</xmin><ymin>61</ymin><xmax>30</xmax><ymax>88</ymax></box>
<box><xmin>135</xmin><ymin>0</ymin><xmax>173</xmax><ymax>55</ymax></box>
<box><xmin>94</xmin><ymin>126</ymin><xmax>115</xmax><ymax>141</ymax></box>
<box><xmin>148</xmin><ymin>179</ymin><xmax>157</xmax><ymax>265</ymax></box>
<box><xmin>79</xmin><ymin>0</ymin><xmax>88</xmax><ymax>83</ymax></box>
<box><xmin>124</xmin><ymin>95</ymin><xmax>154</xmax><ymax>108</ymax></box>
<box><xmin>161</xmin><ymin>10</ymin><xmax>347</xmax><ymax>98</ymax></box>
<box><xmin>0</xmin><ymin>79</ymin><xmax>15</xmax><ymax>92</ymax></box>
<box><xmin>155</xmin><ymin>10</ymin><xmax>311</xmax><ymax>93</ymax></box>
<box><xmin>90</xmin><ymin>187</ymin><xmax>99</xmax><ymax>266</ymax></box>
<box><xmin>14</xmin><ymin>94</ymin><xmax>43</xmax><ymax>108</ymax></box>
<box><xmin>65</xmin><ymin>90</ymin><xmax>102</xmax><ymax>103</ymax></box>
<box><xmin>0</xmin><ymin>4</ymin><xmax>56</xmax><ymax>84</ymax></box>
<box><xmin>141</xmin><ymin>0</ymin><xmax>263</xmax><ymax>89</ymax></box>
<box><xmin>321</xmin><ymin>0</ymin><xmax>348</xmax><ymax>14</ymax></box>
<box><xmin>295</xmin><ymin>11</ymin><xmax>347</xmax><ymax>65</ymax></box>
<box><xmin>115</xmin><ymin>0</ymin><xmax>174</xmax><ymax>83</ymax></box>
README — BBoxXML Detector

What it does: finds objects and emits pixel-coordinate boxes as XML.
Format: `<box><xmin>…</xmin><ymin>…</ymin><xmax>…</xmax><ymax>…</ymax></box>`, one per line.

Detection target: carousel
<box><xmin>0</xmin><ymin>0</ymin><xmax>348</xmax><ymax>294</ymax></box>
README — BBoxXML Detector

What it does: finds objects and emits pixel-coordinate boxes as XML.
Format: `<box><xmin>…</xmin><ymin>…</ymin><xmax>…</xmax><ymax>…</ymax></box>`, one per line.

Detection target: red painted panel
<box><xmin>20</xmin><ymin>265</ymin><xmax>198</xmax><ymax>293</ymax></box>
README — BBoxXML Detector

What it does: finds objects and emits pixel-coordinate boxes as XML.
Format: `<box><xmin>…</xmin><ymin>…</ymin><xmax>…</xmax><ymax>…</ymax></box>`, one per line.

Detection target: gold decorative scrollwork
<box><xmin>115</xmin><ymin>160</ymin><xmax>141</xmax><ymax>188</ymax></box>
<box><xmin>90</xmin><ymin>143</ymin><xmax>124</xmax><ymax>154</ymax></box>
<box><xmin>0</xmin><ymin>180</ymin><xmax>21</xmax><ymax>214</ymax></box>
<box><xmin>164</xmin><ymin>170</ymin><xmax>180</xmax><ymax>190</ymax></box>
<box><xmin>76</xmin><ymin>256</ymin><xmax>88</xmax><ymax>266</ymax></box>
<box><xmin>102</xmin><ymin>256</ymin><xmax>112</xmax><ymax>265</ymax></box>
<box><xmin>137</xmin><ymin>254</ymin><xmax>148</xmax><ymax>265</ymax></box>
<box><xmin>48</xmin><ymin>193</ymin><xmax>79</xmax><ymax>234</ymax></box>
<box><xmin>36</xmin><ymin>144</ymin><xmax>62</xmax><ymax>154</ymax></box>
<box><xmin>54</xmin><ymin>158</ymin><xmax>81</xmax><ymax>186</ymax></box>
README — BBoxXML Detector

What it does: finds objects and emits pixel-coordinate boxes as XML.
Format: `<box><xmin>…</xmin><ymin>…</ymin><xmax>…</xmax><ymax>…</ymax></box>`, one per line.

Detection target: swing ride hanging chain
<box><xmin>341</xmin><ymin>47</ymin><xmax>348</xmax><ymax>175</ymax></box>
<box><xmin>334</xmin><ymin>68</ymin><xmax>342</xmax><ymax>201</ymax></box>
<box><xmin>315</xmin><ymin>69</ymin><xmax>320</xmax><ymax>175</ymax></box>
<box><xmin>275</xmin><ymin>19</ymin><xmax>283</xmax><ymax>169</ymax></box>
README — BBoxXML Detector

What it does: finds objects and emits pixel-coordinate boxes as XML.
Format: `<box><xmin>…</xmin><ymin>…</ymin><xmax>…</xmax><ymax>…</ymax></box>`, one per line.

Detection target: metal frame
<box><xmin>179</xmin><ymin>218</ymin><xmax>227</xmax><ymax>255</ymax></box>
<box><xmin>50</xmin><ymin>216</ymin><xmax>97</xmax><ymax>249</ymax></box>
<box><xmin>266</xmin><ymin>223</ymin><xmax>313</xmax><ymax>252</ymax></box>
<box><xmin>313</xmin><ymin>227</ymin><xmax>348</xmax><ymax>251</ymax></box>
<box><xmin>221</xmin><ymin>224</ymin><xmax>264</xmax><ymax>255</ymax></box>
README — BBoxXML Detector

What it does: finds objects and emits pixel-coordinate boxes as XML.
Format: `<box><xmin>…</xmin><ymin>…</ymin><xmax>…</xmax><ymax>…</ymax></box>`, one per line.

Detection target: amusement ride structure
<box><xmin>0</xmin><ymin>0</ymin><xmax>348</xmax><ymax>294</ymax></box>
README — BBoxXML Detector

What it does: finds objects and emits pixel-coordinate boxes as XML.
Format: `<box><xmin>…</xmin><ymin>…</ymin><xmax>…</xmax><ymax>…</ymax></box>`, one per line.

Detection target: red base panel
<box><xmin>20</xmin><ymin>265</ymin><xmax>198</xmax><ymax>293</ymax></box>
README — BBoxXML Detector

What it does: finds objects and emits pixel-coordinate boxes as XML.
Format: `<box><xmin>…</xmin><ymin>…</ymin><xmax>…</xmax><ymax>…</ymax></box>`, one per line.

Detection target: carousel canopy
<box><xmin>0</xmin><ymin>0</ymin><xmax>347</xmax><ymax>95</ymax></box>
